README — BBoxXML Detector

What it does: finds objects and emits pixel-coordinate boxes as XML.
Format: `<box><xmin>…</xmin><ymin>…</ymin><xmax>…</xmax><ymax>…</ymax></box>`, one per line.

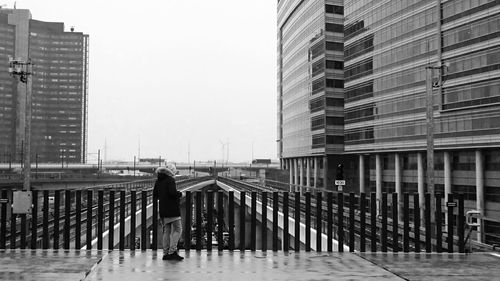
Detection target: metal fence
<box><xmin>0</xmin><ymin>187</ymin><xmax>467</xmax><ymax>252</ymax></box>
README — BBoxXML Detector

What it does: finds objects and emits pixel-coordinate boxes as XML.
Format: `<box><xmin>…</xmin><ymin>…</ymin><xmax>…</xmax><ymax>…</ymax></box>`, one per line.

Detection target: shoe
<box><xmin>162</xmin><ymin>254</ymin><xmax>171</xmax><ymax>260</ymax></box>
<box><xmin>169</xmin><ymin>251</ymin><xmax>184</xmax><ymax>261</ymax></box>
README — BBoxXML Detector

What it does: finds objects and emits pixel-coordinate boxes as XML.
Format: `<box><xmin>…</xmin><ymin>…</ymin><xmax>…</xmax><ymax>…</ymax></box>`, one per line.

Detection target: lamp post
<box><xmin>8</xmin><ymin>57</ymin><xmax>33</xmax><ymax>192</ymax></box>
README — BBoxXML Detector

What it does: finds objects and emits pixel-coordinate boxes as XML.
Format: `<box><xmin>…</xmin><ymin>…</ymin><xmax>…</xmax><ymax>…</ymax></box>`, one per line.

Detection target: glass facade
<box><xmin>277</xmin><ymin>0</ymin><xmax>344</xmax><ymax>159</ymax></box>
<box><xmin>29</xmin><ymin>20</ymin><xmax>88</xmax><ymax>163</ymax></box>
<box><xmin>0</xmin><ymin>13</ymin><xmax>16</xmax><ymax>158</ymax></box>
<box><xmin>345</xmin><ymin>0</ymin><xmax>500</xmax><ymax>245</ymax></box>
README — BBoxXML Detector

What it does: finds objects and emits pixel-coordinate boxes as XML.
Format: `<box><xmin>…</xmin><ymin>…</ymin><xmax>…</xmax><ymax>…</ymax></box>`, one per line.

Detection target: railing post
<box><xmin>0</xmin><ymin>190</ymin><xmax>6</xmax><ymax>249</ymax></box>
<box><xmin>108</xmin><ymin>190</ymin><xmax>115</xmax><ymax>250</ymax></box>
<box><xmin>338</xmin><ymin>192</ymin><xmax>344</xmax><ymax>252</ymax></box>
<box><xmin>229</xmin><ymin>191</ymin><xmax>235</xmax><ymax>251</ymax></box>
<box><xmin>403</xmin><ymin>193</ymin><xmax>409</xmax><ymax>252</ymax></box>
<box><xmin>349</xmin><ymin>193</ymin><xmax>355</xmax><ymax>252</ymax></box>
<box><xmin>64</xmin><ymin>190</ymin><xmax>71</xmax><ymax>249</ymax></box>
<box><xmin>239</xmin><ymin>191</ymin><xmax>246</xmax><ymax>252</ymax></box>
<box><xmin>75</xmin><ymin>190</ymin><xmax>81</xmax><ymax>249</ymax></box>
<box><xmin>43</xmin><ymin>190</ymin><xmax>50</xmax><ymax>249</ymax></box>
<box><xmin>414</xmin><ymin>193</ymin><xmax>420</xmax><ymax>252</ymax></box>
<box><xmin>360</xmin><ymin>193</ymin><xmax>366</xmax><ymax>252</ymax></box>
<box><xmin>283</xmin><ymin>192</ymin><xmax>289</xmax><ymax>252</ymax></box>
<box><xmin>381</xmin><ymin>192</ymin><xmax>387</xmax><ymax>252</ymax></box>
<box><xmin>10</xmin><ymin>207</ymin><xmax>16</xmax><ymax>249</ymax></box>
<box><xmin>272</xmin><ymin>192</ymin><xmax>279</xmax><ymax>252</ymax></box>
<box><xmin>119</xmin><ymin>191</ymin><xmax>125</xmax><ymax>251</ymax></box>
<box><xmin>305</xmin><ymin>192</ymin><xmax>311</xmax><ymax>252</ymax></box>
<box><xmin>184</xmin><ymin>191</ymin><xmax>191</xmax><ymax>251</ymax></box>
<box><xmin>327</xmin><ymin>192</ymin><xmax>333</xmax><ymax>252</ymax></box>
<box><xmin>370</xmin><ymin>192</ymin><xmax>377</xmax><ymax>252</ymax></box>
<box><xmin>447</xmin><ymin>193</ymin><xmax>454</xmax><ymax>253</ymax></box>
<box><xmin>141</xmin><ymin>190</ymin><xmax>147</xmax><ymax>251</ymax></box>
<box><xmin>207</xmin><ymin>191</ymin><xmax>214</xmax><ymax>251</ymax></box>
<box><xmin>317</xmin><ymin>192</ymin><xmax>322</xmax><ymax>252</ymax></box>
<box><xmin>86</xmin><ymin>190</ymin><xmax>92</xmax><ymax>250</ymax></box>
<box><xmin>458</xmin><ymin>193</ymin><xmax>465</xmax><ymax>253</ymax></box>
<box><xmin>30</xmin><ymin>190</ymin><xmax>38</xmax><ymax>249</ymax></box>
<box><xmin>392</xmin><ymin>193</ymin><xmax>398</xmax><ymax>252</ymax></box>
<box><xmin>53</xmin><ymin>190</ymin><xmax>60</xmax><ymax>249</ymax></box>
<box><xmin>130</xmin><ymin>190</ymin><xmax>136</xmax><ymax>250</ymax></box>
<box><xmin>97</xmin><ymin>190</ymin><xmax>103</xmax><ymax>250</ymax></box>
<box><xmin>196</xmin><ymin>191</ymin><xmax>202</xmax><ymax>251</ymax></box>
<box><xmin>425</xmin><ymin>193</ymin><xmax>431</xmax><ymax>253</ymax></box>
<box><xmin>435</xmin><ymin>193</ymin><xmax>442</xmax><ymax>253</ymax></box>
<box><xmin>250</xmin><ymin>192</ymin><xmax>256</xmax><ymax>251</ymax></box>
<box><xmin>20</xmin><ymin>213</ymin><xmax>26</xmax><ymax>249</ymax></box>
<box><xmin>261</xmin><ymin>192</ymin><xmax>268</xmax><ymax>251</ymax></box>
<box><xmin>217</xmin><ymin>192</ymin><xmax>224</xmax><ymax>251</ymax></box>
<box><xmin>294</xmin><ymin>191</ymin><xmax>300</xmax><ymax>251</ymax></box>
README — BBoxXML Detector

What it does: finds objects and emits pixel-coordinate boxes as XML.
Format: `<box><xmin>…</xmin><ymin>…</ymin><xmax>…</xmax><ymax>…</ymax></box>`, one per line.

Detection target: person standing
<box><xmin>153</xmin><ymin>164</ymin><xmax>184</xmax><ymax>261</ymax></box>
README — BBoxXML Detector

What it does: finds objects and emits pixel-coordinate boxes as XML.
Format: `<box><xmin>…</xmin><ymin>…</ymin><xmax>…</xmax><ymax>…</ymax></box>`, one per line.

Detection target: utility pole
<box><xmin>9</xmin><ymin>57</ymin><xmax>33</xmax><ymax>214</ymax></box>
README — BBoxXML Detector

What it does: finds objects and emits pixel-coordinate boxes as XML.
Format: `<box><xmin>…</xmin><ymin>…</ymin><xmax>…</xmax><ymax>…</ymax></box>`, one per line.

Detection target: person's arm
<box><xmin>167</xmin><ymin>178</ymin><xmax>182</xmax><ymax>198</ymax></box>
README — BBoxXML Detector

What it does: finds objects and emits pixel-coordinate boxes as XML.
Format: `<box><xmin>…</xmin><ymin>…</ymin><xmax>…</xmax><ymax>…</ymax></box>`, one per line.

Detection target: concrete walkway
<box><xmin>1</xmin><ymin>250</ymin><xmax>499</xmax><ymax>281</ymax></box>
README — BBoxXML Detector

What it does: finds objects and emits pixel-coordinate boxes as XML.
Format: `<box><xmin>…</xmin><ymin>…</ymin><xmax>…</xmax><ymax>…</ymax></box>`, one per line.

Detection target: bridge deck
<box><xmin>1</xmin><ymin>250</ymin><xmax>499</xmax><ymax>281</ymax></box>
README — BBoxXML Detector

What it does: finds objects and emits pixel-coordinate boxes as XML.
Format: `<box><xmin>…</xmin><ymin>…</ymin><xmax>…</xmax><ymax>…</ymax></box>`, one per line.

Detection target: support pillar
<box><xmin>417</xmin><ymin>152</ymin><xmax>425</xmax><ymax>223</ymax></box>
<box><xmin>314</xmin><ymin>157</ymin><xmax>318</xmax><ymax>189</ymax></box>
<box><xmin>476</xmin><ymin>150</ymin><xmax>485</xmax><ymax>243</ymax></box>
<box><xmin>306</xmin><ymin>157</ymin><xmax>311</xmax><ymax>191</ymax></box>
<box><xmin>289</xmin><ymin>159</ymin><xmax>293</xmax><ymax>192</ymax></box>
<box><xmin>294</xmin><ymin>158</ymin><xmax>299</xmax><ymax>192</ymax></box>
<box><xmin>359</xmin><ymin>155</ymin><xmax>365</xmax><ymax>194</ymax></box>
<box><xmin>323</xmin><ymin>156</ymin><xmax>328</xmax><ymax>191</ymax></box>
<box><xmin>395</xmin><ymin>153</ymin><xmax>403</xmax><ymax>222</ymax></box>
<box><xmin>444</xmin><ymin>151</ymin><xmax>452</xmax><ymax>225</ymax></box>
<box><xmin>375</xmin><ymin>154</ymin><xmax>382</xmax><ymax>215</ymax></box>
<box><xmin>299</xmin><ymin>158</ymin><xmax>304</xmax><ymax>190</ymax></box>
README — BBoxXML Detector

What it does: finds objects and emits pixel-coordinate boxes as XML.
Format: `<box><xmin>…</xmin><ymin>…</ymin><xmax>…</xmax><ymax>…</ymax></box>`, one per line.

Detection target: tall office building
<box><xmin>0</xmin><ymin>8</ymin><xmax>89</xmax><ymax>163</ymax></box>
<box><xmin>344</xmin><ymin>0</ymin><xmax>500</xmax><ymax>244</ymax></box>
<box><xmin>277</xmin><ymin>0</ymin><xmax>349</xmax><ymax>190</ymax></box>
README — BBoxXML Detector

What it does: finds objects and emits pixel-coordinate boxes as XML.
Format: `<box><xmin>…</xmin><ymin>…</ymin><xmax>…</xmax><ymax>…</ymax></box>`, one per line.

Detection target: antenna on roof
<box><xmin>14</xmin><ymin>1</ymin><xmax>16</xmax><ymax>9</ymax></box>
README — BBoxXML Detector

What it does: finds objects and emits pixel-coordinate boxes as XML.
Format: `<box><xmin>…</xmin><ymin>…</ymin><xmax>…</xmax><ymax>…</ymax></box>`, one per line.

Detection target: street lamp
<box><xmin>8</xmin><ymin>57</ymin><xmax>33</xmax><ymax>214</ymax></box>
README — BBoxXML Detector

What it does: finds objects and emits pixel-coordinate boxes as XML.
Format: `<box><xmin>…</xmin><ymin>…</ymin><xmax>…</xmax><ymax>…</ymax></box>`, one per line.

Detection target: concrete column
<box><xmin>306</xmin><ymin>157</ymin><xmax>311</xmax><ymax>190</ymax></box>
<box><xmin>323</xmin><ymin>156</ymin><xmax>328</xmax><ymax>191</ymax></box>
<box><xmin>293</xmin><ymin>158</ymin><xmax>299</xmax><ymax>191</ymax></box>
<box><xmin>395</xmin><ymin>153</ymin><xmax>403</xmax><ymax>221</ymax></box>
<box><xmin>359</xmin><ymin>155</ymin><xmax>365</xmax><ymax>194</ymax></box>
<box><xmin>314</xmin><ymin>157</ymin><xmax>318</xmax><ymax>189</ymax></box>
<box><xmin>476</xmin><ymin>150</ymin><xmax>485</xmax><ymax>243</ymax></box>
<box><xmin>299</xmin><ymin>158</ymin><xmax>304</xmax><ymax>189</ymax></box>
<box><xmin>444</xmin><ymin>151</ymin><xmax>452</xmax><ymax>225</ymax></box>
<box><xmin>417</xmin><ymin>152</ymin><xmax>425</xmax><ymax>222</ymax></box>
<box><xmin>375</xmin><ymin>154</ymin><xmax>382</xmax><ymax>214</ymax></box>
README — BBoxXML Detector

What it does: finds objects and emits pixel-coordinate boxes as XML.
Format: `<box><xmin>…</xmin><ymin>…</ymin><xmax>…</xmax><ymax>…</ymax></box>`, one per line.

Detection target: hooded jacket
<box><xmin>153</xmin><ymin>173</ymin><xmax>182</xmax><ymax>218</ymax></box>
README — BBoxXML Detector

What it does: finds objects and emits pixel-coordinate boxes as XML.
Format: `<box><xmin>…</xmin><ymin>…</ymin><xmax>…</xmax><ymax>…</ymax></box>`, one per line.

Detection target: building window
<box><xmin>325</xmin><ymin>23</ymin><xmax>343</xmax><ymax>33</ymax></box>
<box><xmin>326</xmin><ymin>41</ymin><xmax>343</xmax><ymax>52</ymax></box>
<box><xmin>325</xmin><ymin>4</ymin><xmax>343</xmax><ymax>15</ymax></box>
<box><xmin>326</xmin><ymin>60</ymin><xmax>343</xmax><ymax>70</ymax></box>
<box><xmin>326</xmin><ymin>79</ymin><xmax>344</xmax><ymax>88</ymax></box>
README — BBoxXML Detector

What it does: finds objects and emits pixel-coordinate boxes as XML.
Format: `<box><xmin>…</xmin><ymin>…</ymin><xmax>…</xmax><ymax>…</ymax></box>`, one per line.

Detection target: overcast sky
<box><xmin>16</xmin><ymin>0</ymin><xmax>278</xmax><ymax>163</ymax></box>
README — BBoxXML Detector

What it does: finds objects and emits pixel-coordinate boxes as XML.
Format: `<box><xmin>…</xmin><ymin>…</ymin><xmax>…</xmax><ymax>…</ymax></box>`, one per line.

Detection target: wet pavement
<box><xmin>85</xmin><ymin>251</ymin><xmax>402</xmax><ymax>281</ymax></box>
<box><xmin>1</xmin><ymin>250</ymin><xmax>500</xmax><ymax>281</ymax></box>
<box><xmin>360</xmin><ymin>252</ymin><xmax>500</xmax><ymax>281</ymax></box>
<box><xmin>0</xmin><ymin>250</ymin><xmax>104</xmax><ymax>281</ymax></box>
